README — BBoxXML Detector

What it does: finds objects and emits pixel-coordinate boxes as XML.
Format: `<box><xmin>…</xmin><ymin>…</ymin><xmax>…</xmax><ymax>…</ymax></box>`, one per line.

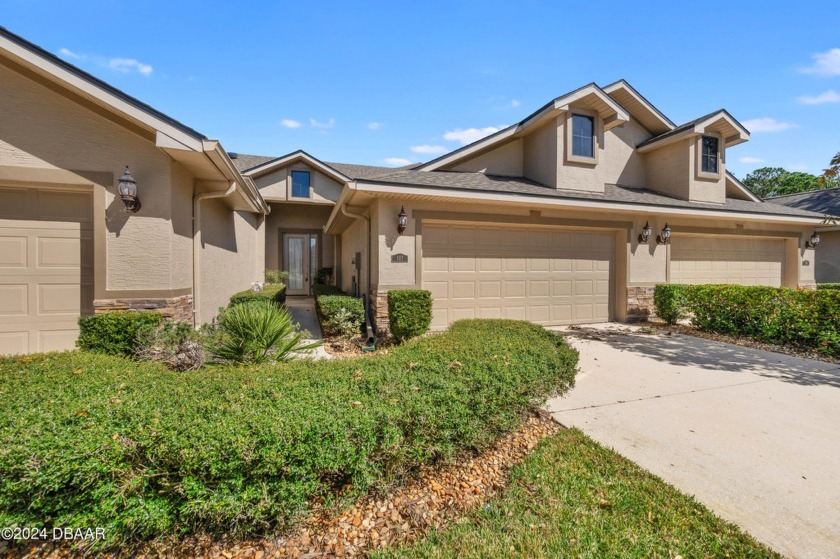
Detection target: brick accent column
<box><xmin>93</xmin><ymin>295</ymin><xmax>194</xmax><ymax>323</ymax></box>
<box><xmin>371</xmin><ymin>289</ymin><xmax>390</xmax><ymax>334</ymax></box>
<box><xmin>626</xmin><ymin>286</ymin><xmax>656</xmax><ymax>322</ymax></box>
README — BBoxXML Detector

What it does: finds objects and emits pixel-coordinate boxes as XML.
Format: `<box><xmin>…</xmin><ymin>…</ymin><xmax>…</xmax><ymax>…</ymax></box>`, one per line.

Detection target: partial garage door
<box><xmin>670</xmin><ymin>236</ymin><xmax>784</xmax><ymax>286</ymax></box>
<box><xmin>422</xmin><ymin>223</ymin><xmax>613</xmax><ymax>330</ymax></box>
<box><xmin>0</xmin><ymin>187</ymin><xmax>93</xmax><ymax>355</ymax></box>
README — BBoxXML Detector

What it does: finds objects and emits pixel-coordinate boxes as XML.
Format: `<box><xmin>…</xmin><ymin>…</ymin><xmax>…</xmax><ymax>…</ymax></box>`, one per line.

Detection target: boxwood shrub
<box><xmin>76</xmin><ymin>311</ymin><xmax>164</xmax><ymax>356</ymax></box>
<box><xmin>388</xmin><ymin>289</ymin><xmax>433</xmax><ymax>343</ymax></box>
<box><xmin>652</xmin><ymin>284</ymin><xmax>692</xmax><ymax>324</ymax></box>
<box><xmin>229</xmin><ymin>283</ymin><xmax>286</xmax><ymax>306</ymax></box>
<box><xmin>314</xmin><ymin>286</ymin><xmax>365</xmax><ymax>336</ymax></box>
<box><xmin>654</xmin><ymin>283</ymin><xmax>840</xmax><ymax>355</ymax></box>
<box><xmin>817</xmin><ymin>283</ymin><xmax>840</xmax><ymax>291</ymax></box>
<box><xmin>0</xmin><ymin>319</ymin><xmax>577</xmax><ymax>547</ymax></box>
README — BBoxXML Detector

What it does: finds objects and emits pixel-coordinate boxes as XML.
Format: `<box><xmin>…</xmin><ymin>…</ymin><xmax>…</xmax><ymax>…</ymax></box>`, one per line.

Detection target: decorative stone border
<box><xmin>93</xmin><ymin>295</ymin><xmax>193</xmax><ymax>323</ymax></box>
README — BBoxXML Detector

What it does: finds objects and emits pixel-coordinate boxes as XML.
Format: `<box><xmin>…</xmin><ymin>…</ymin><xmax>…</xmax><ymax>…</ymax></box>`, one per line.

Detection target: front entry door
<box><xmin>283</xmin><ymin>233</ymin><xmax>318</xmax><ymax>296</ymax></box>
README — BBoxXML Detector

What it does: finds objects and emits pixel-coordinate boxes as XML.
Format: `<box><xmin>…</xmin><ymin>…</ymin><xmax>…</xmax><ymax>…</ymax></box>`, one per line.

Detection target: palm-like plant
<box><xmin>211</xmin><ymin>301</ymin><xmax>319</xmax><ymax>364</ymax></box>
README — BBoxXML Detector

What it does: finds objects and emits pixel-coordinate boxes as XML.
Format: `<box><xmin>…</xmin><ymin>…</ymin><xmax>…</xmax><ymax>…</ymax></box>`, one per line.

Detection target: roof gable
<box><xmin>637</xmin><ymin>109</ymin><xmax>750</xmax><ymax>152</ymax></box>
<box><xmin>602</xmin><ymin>80</ymin><xmax>674</xmax><ymax>135</ymax></box>
<box><xmin>241</xmin><ymin>150</ymin><xmax>352</xmax><ymax>184</ymax></box>
<box><xmin>416</xmin><ymin>83</ymin><xmax>630</xmax><ymax>172</ymax></box>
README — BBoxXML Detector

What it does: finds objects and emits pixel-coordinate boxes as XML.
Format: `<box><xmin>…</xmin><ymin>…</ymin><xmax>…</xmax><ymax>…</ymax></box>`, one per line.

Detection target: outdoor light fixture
<box><xmin>638</xmin><ymin>221</ymin><xmax>653</xmax><ymax>244</ymax></box>
<box><xmin>806</xmin><ymin>231</ymin><xmax>820</xmax><ymax>248</ymax></box>
<box><xmin>117</xmin><ymin>165</ymin><xmax>141</xmax><ymax>212</ymax></box>
<box><xmin>657</xmin><ymin>223</ymin><xmax>672</xmax><ymax>245</ymax></box>
<box><xmin>397</xmin><ymin>205</ymin><xmax>408</xmax><ymax>235</ymax></box>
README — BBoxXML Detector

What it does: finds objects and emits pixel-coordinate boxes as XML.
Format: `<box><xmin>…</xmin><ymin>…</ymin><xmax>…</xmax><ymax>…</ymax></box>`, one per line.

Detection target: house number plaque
<box><xmin>391</xmin><ymin>253</ymin><xmax>409</xmax><ymax>263</ymax></box>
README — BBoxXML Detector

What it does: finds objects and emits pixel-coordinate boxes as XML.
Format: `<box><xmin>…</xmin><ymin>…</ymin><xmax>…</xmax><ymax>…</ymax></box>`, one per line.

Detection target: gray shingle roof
<box><xmin>358</xmin><ymin>170</ymin><xmax>825</xmax><ymax>218</ymax></box>
<box><xmin>766</xmin><ymin>188</ymin><xmax>840</xmax><ymax>218</ymax></box>
<box><xmin>229</xmin><ymin>153</ymin><xmax>275</xmax><ymax>172</ymax></box>
<box><xmin>230</xmin><ymin>152</ymin><xmax>823</xmax><ymax>219</ymax></box>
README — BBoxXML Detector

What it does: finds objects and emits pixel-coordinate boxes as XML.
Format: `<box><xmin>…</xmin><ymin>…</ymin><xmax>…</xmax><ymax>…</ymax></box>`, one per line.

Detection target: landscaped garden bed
<box><xmin>1</xmin><ymin>319</ymin><xmax>576</xmax><ymax>553</ymax></box>
<box><xmin>652</xmin><ymin>283</ymin><xmax>840</xmax><ymax>360</ymax></box>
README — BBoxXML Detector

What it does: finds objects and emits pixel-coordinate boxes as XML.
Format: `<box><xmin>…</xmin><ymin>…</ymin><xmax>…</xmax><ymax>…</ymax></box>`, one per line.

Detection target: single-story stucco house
<box><xmin>768</xmin><ymin>188</ymin><xmax>840</xmax><ymax>283</ymax></box>
<box><xmin>0</xmin><ymin>26</ymin><xmax>831</xmax><ymax>355</ymax></box>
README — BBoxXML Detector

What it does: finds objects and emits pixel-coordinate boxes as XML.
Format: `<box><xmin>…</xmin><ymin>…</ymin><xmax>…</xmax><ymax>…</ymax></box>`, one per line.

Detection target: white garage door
<box><xmin>670</xmin><ymin>236</ymin><xmax>784</xmax><ymax>286</ymax></box>
<box><xmin>422</xmin><ymin>223</ymin><xmax>613</xmax><ymax>330</ymax></box>
<box><xmin>0</xmin><ymin>187</ymin><xmax>94</xmax><ymax>355</ymax></box>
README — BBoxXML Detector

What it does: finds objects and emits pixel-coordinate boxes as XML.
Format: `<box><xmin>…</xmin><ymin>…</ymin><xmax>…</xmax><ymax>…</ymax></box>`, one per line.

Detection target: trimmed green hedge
<box><xmin>652</xmin><ymin>284</ymin><xmax>692</xmax><ymax>325</ymax></box>
<box><xmin>77</xmin><ymin>312</ymin><xmax>164</xmax><ymax>356</ymax></box>
<box><xmin>314</xmin><ymin>285</ymin><xmax>365</xmax><ymax>337</ymax></box>
<box><xmin>0</xmin><ymin>319</ymin><xmax>577</xmax><ymax>547</ymax></box>
<box><xmin>654</xmin><ymin>283</ymin><xmax>840</xmax><ymax>355</ymax></box>
<box><xmin>229</xmin><ymin>283</ymin><xmax>286</xmax><ymax>306</ymax></box>
<box><xmin>388</xmin><ymin>289</ymin><xmax>433</xmax><ymax>343</ymax></box>
<box><xmin>817</xmin><ymin>283</ymin><xmax>840</xmax><ymax>291</ymax></box>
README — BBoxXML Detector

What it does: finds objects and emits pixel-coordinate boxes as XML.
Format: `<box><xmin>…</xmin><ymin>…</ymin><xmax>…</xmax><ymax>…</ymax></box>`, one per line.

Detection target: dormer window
<box><xmin>572</xmin><ymin>114</ymin><xmax>595</xmax><ymax>158</ymax></box>
<box><xmin>291</xmin><ymin>170</ymin><xmax>311</xmax><ymax>199</ymax></box>
<box><xmin>701</xmin><ymin>136</ymin><xmax>719</xmax><ymax>174</ymax></box>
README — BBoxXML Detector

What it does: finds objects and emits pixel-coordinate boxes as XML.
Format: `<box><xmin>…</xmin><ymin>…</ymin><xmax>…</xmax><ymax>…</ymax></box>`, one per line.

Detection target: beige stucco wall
<box><xmin>264</xmin><ymin>203</ymin><xmax>335</xmax><ymax>272</ymax></box>
<box><xmin>198</xmin><ymin>200</ymin><xmax>264</xmax><ymax>324</ymax></box>
<box><xmin>523</xmin><ymin>120</ymin><xmax>557</xmax><ymax>187</ymax></box>
<box><xmin>254</xmin><ymin>164</ymin><xmax>342</xmax><ymax>203</ymax></box>
<box><xmin>644</xmin><ymin>139</ymin><xmax>691</xmax><ymax>200</ymax></box>
<box><xmin>687</xmin><ymin>136</ymin><xmax>726</xmax><ymax>204</ymax></box>
<box><xmin>339</xmin><ymin>217</ymin><xmax>368</xmax><ymax>296</ymax></box>
<box><xmin>815</xmin><ymin>231</ymin><xmax>840</xmax><ymax>283</ymax></box>
<box><xmin>0</xmin><ymin>61</ymin><xmax>194</xmax><ymax>295</ymax></box>
<box><xmin>448</xmin><ymin>138</ymin><xmax>523</xmax><ymax>176</ymax></box>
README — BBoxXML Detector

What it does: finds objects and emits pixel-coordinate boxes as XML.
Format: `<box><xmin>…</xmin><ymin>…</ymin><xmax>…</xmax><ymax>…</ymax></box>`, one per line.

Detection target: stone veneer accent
<box><xmin>798</xmin><ymin>282</ymin><xmax>817</xmax><ymax>291</ymax></box>
<box><xmin>371</xmin><ymin>289</ymin><xmax>390</xmax><ymax>334</ymax></box>
<box><xmin>93</xmin><ymin>295</ymin><xmax>194</xmax><ymax>323</ymax></box>
<box><xmin>626</xmin><ymin>286</ymin><xmax>656</xmax><ymax>322</ymax></box>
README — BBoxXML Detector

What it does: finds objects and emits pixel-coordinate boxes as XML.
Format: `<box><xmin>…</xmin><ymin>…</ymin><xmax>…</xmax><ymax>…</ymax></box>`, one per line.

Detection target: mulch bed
<box><xmin>642</xmin><ymin>321</ymin><xmax>840</xmax><ymax>365</ymax></box>
<box><xmin>10</xmin><ymin>412</ymin><xmax>562</xmax><ymax>559</ymax></box>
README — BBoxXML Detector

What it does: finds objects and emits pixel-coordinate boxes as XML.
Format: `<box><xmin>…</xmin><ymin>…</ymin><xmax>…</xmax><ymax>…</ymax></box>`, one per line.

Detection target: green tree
<box><xmin>742</xmin><ymin>166</ymin><xmax>825</xmax><ymax>198</ymax></box>
<box><xmin>821</xmin><ymin>151</ymin><xmax>840</xmax><ymax>187</ymax></box>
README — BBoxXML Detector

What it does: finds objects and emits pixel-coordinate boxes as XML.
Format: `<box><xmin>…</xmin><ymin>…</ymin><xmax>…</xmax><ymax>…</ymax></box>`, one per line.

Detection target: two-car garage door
<box><xmin>0</xmin><ymin>187</ymin><xmax>93</xmax><ymax>355</ymax></box>
<box><xmin>422</xmin><ymin>223</ymin><xmax>613</xmax><ymax>330</ymax></box>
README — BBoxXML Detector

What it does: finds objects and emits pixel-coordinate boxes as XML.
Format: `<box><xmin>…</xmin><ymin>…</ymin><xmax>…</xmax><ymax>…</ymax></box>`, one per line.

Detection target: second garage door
<box><xmin>670</xmin><ymin>236</ymin><xmax>784</xmax><ymax>287</ymax></box>
<box><xmin>422</xmin><ymin>223</ymin><xmax>613</xmax><ymax>330</ymax></box>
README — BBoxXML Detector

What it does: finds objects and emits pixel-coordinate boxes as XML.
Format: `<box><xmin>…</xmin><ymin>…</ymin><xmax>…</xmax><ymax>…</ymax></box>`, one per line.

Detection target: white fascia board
<box><xmin>352</xmin><ymin>181</ymin><xmax>826</xmax><ymax>225</ymax></box>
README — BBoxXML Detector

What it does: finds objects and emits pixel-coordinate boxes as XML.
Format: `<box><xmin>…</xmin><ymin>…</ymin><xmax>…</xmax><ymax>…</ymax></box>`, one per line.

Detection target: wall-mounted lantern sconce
<box><xmin>397</xmin><ymin>205</ymin><xmax>408</xmax><ymax>235</ymax></box>
<box><xmin>806</xmin><ymin>231</ymin><xmax>820</xmax><ymax>248</ymax></box>
<box><xmin>638</xmin><ymin>221</ymin><xmax>653</xmax><ymax>244</ymax></box>
<box><xmin>657</xmin><ymin>223</ymin><xmax>672</xmax><ymax>245</ymax></box>
<box><xmin>117</xmin><ymin>165</ymin><xmax>141</xmax><ymax>212</ymax></box>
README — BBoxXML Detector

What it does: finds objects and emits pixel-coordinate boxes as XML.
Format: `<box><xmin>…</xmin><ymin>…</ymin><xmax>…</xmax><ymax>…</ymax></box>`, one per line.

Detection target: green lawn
<box><xmin>375</xmin><ymin>429</ymin><xmax>779</xmax><ymax>559</ymax></box>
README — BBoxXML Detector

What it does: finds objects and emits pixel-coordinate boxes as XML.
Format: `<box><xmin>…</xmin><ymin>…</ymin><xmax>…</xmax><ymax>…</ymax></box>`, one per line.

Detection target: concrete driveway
<box><xmin>546</xmin><ymin>325</ymin><xmax>840</xmax><ymax>559</ymax></box>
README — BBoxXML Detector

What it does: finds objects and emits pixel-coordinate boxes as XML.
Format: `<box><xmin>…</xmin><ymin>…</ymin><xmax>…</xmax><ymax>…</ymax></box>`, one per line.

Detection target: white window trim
<box><xmin>565</xmin><ymin>107</ymin><xmax>600</xmax><ymax>166</ymax></box>
<box><xmin>696</xmin><ymin>133</ymin><xmax>723</xmax><ymax>180</ymax></box>
<box><xmin>288</xmin><ymin>167</ymin><xmax>313</xmax><ymax>200</ymax></box>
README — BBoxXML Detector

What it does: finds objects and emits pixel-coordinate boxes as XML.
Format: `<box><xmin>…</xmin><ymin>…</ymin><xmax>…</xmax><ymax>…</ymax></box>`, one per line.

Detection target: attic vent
<box><xmin>228</xmin><ymin>152</ymin><xmax>238</xmax><ymax>159</ymax></box>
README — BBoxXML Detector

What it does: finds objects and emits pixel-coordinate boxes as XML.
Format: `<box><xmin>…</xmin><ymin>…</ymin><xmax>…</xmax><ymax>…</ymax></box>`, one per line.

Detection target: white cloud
<box><xmin>383</xmin><ymin>157</ymin><xmax>412</xmax><ymax>166</ymax></box>
<box><xmin>108</xmin><ymin>57</ymin><xmax>153</xmax><ymax>76</ymax></box>
<box><xmin>739</xmin><ymin>156</ymin><xmax>765</xmax><ymax>164</ymax></box>
<box><xmin>410</xmin><ymin>145</ymin><xmax>447</xmax><ymax>154</ymax></box>
<box><xmin>443</xmin><ymin>126</ymin><xmax>507</xmax><ymax>145</ymax></box>
<box><xmin>280</xmin><ymin>119</ymin><xmax>302</xmax><ymax>129</ymax></box>
<box><xmin>797</xmin><ymin>90</ymin><xmax>840</xmax><ymax>105</ymax></box>
<box><xmin>742</xmin><ymin>118</ymin><xmax>797</xmax><ymax>133</ymax></box>
<box><xmin>511</xmin><ymin>99</ymin><xmax>521</xmax><ymax>108</ymax></box>
<box><xmin>309</xmin><ymin>118</ymin><xmax>335</xmax><ymax>129</ymax></box>
<box><xmin>368</xmin><ymin>122</ymin><xmax>383</xmax><ymax>130</ymax></box>
<box><xmin>800</xmin><ymin>48</ymin><xmax>840</xmax><ymax>76</ymax></box>
<box><xmin>58</xmin><ymin>47</ymin><xmax>80</xmax><ymax>59</ymax></box>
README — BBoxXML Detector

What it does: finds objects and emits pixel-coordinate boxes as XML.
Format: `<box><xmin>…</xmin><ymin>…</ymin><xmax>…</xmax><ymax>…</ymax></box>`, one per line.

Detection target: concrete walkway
<box><xmin>285</xmin><ymin>296</ymin><xmax>331</xmax><ymax>359</ymax></box>
<box><xmin>546</xmin><ymin>324</ymin><xmax>840</xmax><ymax>559</ymax></box>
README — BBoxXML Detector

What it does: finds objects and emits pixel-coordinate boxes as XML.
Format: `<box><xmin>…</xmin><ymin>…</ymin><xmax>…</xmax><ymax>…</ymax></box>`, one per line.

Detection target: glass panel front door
<box><xmin>283</xmin><ymin>233</ymin><xmax>318</xmax><ymax>296</ymax></box>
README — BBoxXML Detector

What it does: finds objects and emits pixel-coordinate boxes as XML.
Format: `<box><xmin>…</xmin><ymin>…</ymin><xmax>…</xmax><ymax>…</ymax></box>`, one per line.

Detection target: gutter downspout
<box><xmin>340</xmin><ymin>202</ymin><xmax>376</xmax><ymax>345</ymax></box>
<box><xmin>193</xmin><ymin>182</ymin><xmax>237</xmax><ymax>326</ymax></box>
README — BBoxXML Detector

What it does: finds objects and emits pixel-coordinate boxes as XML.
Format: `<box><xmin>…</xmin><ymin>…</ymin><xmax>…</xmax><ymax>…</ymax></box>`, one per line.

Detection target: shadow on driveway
<box><xmin>559</xmin><ymin>326</ymin><xmax>840</xmax><ymax>389</ymax></box>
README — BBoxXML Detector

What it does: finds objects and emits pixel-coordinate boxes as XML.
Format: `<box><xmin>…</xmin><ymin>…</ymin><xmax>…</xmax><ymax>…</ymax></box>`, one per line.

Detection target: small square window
<box><xmin>291</xmin><ymin>170</ymin><xmax>310</xmax><ymax>198</ymax></box>
<box><xmin>701</xmin><ymin>136</ymin><xmax>719</xmax><ymax>174</ymax></box>
<box><xmin>572</xmin><ymin>114</ymin><xmax>595</xmax><ymax>158</ymax></box>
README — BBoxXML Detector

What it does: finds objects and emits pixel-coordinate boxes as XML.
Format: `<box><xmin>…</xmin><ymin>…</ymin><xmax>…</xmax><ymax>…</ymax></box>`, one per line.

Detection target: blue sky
<box><xmin>4</xmin><ymin>1</ymin><xmax>840</xmax><ymax>178</ymax></box>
